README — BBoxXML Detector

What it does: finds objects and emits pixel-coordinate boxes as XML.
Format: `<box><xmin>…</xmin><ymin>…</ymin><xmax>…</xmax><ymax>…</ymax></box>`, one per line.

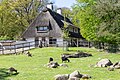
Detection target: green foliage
<box><xmin>62</xmin><ymin>28</ymin><xmax>69</xmax><ymax>39</ymax></box>
<box><xmin>62</xmin><ymin>13</ymin><xmax>70</xmax><ymax>39</ymax></box>
<box><xmin>0</xmin><ymin>35</ymin><xmax>11</xmax><ymax>40</ymax></box>
<box><xmin>0</xmin><ymin>0</ymin><xmax>19</xmax><ymax>39</ymax></box>
<box><xmin>94</xmin><ymin>0</ymin><xmax>120</xmax><ymax>44</ymax></box>
<box><xmin>62</xmin><ymin>7</ymin><xmax>72</xmax><ymax>19</ymax></box>
<box><xmin>72</xmin><ymin>0</ymin><xmax>120</xmax><ymax>52</ymax></box>
<box><xmin>72</xmin><ymin>0</ymin><xmax>98</xmax><ymax>41</ymax></box>
<box><xmin>72</xmin><ymin>0</ymin><xmax>120</xmax><ymax>44</ymax></box>
<box><xmin>0</xmin><ymin>0</ymin><xmax>49</xmax><ymax>40</ymax></box>
<box><xmin>0</xmin><ymin>47</ymin><xmax>120</xmax><ymax>80</ymax></box>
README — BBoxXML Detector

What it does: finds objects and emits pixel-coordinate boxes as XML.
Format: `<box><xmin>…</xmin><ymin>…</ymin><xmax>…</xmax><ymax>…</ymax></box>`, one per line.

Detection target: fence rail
<box><xmin>0</xmin><ymin>41</ymin><xmax>35</xmax><ymax>54</ymax></box>
<box><xmin>0</xmin><ymin>40</ymin><xmax>93</xmax><ymax>54</ymax></box>
<box><xmin>0</xmin><ymin>40</ymin><xmax>120</xmax><ymax>54</ymax></box>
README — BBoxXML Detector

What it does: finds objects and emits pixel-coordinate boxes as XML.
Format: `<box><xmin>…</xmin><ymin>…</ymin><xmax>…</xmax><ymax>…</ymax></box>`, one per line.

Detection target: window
<box><xmin>49</xmin><ymin>37</ymin><xmax>56</xmax><ymax>44</ymax></box>
<box><xmin>36</xmin><ymin>26</ymin><xmax>48</xmax><ymax>32</ymax></box>
<box><xmin>44</xmin><ymin>27</ymin><xmax>48</xmax><ymax>30</ymax></box>
<box><xmin>74</xmin><ymin>28</ymin><xmax>78</xmax><ymax>33</ymax></box>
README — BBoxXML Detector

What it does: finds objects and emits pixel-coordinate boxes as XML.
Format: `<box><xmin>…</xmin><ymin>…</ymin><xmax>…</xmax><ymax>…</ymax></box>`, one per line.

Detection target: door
<box><xmin>35</xmin><ymin>37</ymin><xmax>39</xmax><ymax>47</ymax></box>
<box><xmin>49</xmin><ymin>37</ymin><xmax>57</xmax><ymax>46</ymax></box>
<box><xmin>42</xmin><ymin>37</ymin><xmax>46</xmax><ymax>47</ymax></box>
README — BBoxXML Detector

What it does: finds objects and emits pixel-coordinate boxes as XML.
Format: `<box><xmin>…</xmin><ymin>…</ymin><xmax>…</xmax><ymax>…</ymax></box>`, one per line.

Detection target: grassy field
<box><xmin>0</xmin><ymin>47</ymin><xmax>120</xmax><ymax>80</ymax></box>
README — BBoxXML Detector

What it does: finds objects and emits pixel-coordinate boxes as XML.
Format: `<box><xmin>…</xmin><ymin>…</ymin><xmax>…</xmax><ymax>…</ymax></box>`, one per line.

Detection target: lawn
<box><xmin>0</xmin><ymin>47</ymin><xmax>120</xmax><ymax>80</ymax></box>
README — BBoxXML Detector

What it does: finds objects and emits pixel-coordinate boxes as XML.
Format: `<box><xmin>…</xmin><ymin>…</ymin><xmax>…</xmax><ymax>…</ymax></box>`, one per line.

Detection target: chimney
<box><xmin>57</xmin><ymin>8</ymin><xmax>62</xmax><ymax>15</ymax></box>
<box><xmin>47</xmin><ymin>2</ymin><xmax>53</xmax><ymax>10</ymax></box>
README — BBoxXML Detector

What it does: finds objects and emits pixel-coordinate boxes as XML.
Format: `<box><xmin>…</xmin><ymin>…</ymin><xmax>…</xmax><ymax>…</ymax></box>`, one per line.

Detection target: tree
<box><xmin>62</xmin><ymin>13</ymin><xmax>70</xmax><ymax>51</ymax></box>
<box><xmin>94</xmin><ymin>0</ymin><xmax>120</xmax><ymax>43</ymax></box>
<box><xmin>0</xmin><ymin>0</ymin><xmax>18</xmax><ymax>39</ymax></box>
<box><xmin>72</xmin><ymin>0</ymin><xmax>120</xmax><ymax>52</ymax></box>
<box><xmin>72</xmin><ymin>0</ymin><xmax>98</xmax><ymax>41</ymax></box>
<box><xmin>56</xmin><ymin>7</ymin><xmax>77</xmax><ymax>50</ymax></box>
<box><xmin>0</xmin><ymin>0</ymin><xmax>49</xmax><ymax>40</ymax></box>
<box><xmin>94</xmin><ymin>0</ymin><xmax>120</xmax><ymax>52</ymax></box>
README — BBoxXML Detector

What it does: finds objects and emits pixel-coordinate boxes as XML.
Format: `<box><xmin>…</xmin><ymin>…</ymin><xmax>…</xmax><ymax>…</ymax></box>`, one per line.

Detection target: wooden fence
<box><xmin>0</xmin><ymin>41</ymin><xmax>35</xmax><ymax>54</ymax></box>
<box><xmin>0</xmin><ymin>40</ymin><xmax>93</xmax><ymax>55</ymax></box>
<box><xmin>1</xmin><ymin>40</ymin><xmax>119</xmax><ymax>54</ymax></box>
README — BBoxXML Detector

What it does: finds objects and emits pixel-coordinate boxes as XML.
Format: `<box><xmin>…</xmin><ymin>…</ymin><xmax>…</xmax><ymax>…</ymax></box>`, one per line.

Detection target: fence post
<box><xmin>14</xmin><ymin>45</ymin><xmax>16</xmax><ymax>54</ymax></box>
<box><xmin>29</xmin><ymin>42</ymin><xmax>30</xmax><ymax>49</ymax></box>
<box><xmin>88</xmin><ymin>42</ymin><xmax>91</xmax><ymax>48</ymax></box>
<box><xmin>10</xmin><ymin>43</ymin><xmax>11</xmax><ymax>51</ymax></box>
<box><xmin>2</xmin><ymin>46</ymin><xmax>4</xmax><ymax>54</ymax></box>
<box><xmin>63</xmin><ymin>41</ymin><xmax>68</xmax><ymax>51</ymax></box>
<box><xmin>77</xmin><ymin>39</ymin><xmax>78</xmax><ymax>47</ymax></box>
<box><xmin>22</xmin><ymin>43</ymin><xmax>24</xmax><ymax>53</ymax></box>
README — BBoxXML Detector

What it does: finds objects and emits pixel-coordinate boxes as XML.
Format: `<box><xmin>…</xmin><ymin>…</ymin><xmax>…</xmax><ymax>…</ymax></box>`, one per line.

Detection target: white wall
<box><xmin>25</xmin><ymin>37</ymin><xmax>64</xmax><ymax>47</ymax></box>
<box><xmin>45</xmin><ymin>37</ymin><xmax>49</xmax><ymax>45</ymax></box>
<box><xmin>38</xmin><ymin>37</ymin><xmax>42</xmax><ymax>41</ymax></box>
<box><xmin>57</xmin><ymin>38</ymin><xmax>63</xmax><ymax>47</ymax></box>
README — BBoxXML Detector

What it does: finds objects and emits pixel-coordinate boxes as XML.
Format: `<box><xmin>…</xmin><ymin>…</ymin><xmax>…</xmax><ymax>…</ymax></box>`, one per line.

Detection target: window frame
<box><xmin>36</xmin><ymin>26</ymin><xmax>49</xmax><ymax>32</ymax></box>
<box><xmin>74</xmin><ymin>28</ymin><xmax>78</xmax><ymax>33</ymax></box>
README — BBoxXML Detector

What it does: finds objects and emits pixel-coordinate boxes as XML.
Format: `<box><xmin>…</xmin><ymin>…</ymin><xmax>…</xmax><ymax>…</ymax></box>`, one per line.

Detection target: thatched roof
<box><xmin>21</xmin><ymin>8</ymin><xmax>83</xmax><ymax>39</ymax></box>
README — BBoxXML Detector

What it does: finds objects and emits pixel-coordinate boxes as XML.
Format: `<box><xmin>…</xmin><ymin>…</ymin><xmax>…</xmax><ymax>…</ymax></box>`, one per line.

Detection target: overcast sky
<box><xmin>50</xmin><ymin>0</ymin><xmax>76</xmax><ymax>8</ymax></box>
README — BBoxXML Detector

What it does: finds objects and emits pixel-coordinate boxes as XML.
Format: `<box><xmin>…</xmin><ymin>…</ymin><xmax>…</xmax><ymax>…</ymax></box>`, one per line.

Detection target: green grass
<box><xmin>0</xmin><ymin>47</ymin><xmax>120</xmax><ymax>80</ymax></box>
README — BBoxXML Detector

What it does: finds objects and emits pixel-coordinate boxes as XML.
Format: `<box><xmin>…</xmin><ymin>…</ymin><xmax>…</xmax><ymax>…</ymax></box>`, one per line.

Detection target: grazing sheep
<box><xmin>49</xmin><ymin>57</ymin><xmax>53</xmax><ymax>63</ymax></box>
<box><xmin>47</xmin><ymin>61</ymin><xmax>59</xmax><ymax>68</ymax></box>
<box><xmin>9</xmin><ymin>67</ymin><xmax>17</xmax><ymax>73</ymax></box>
<box><xmin>26</xmin><ymin>51</ymin><xmax>32</xmax><ymax>57</ymax></box>
<box><xmin>113</xmin><ymin>62</ymin><xmax>119</xmax><ymax>67</ymax></box>
<box><xmin>95</xmin><ymin>59</ymin><xmax>113</xmax><ymax>67</ymax></box>
<box><xmin>112</xmin><ymin>62</ymin><xmax>120</xmax><ymax>69</ymax></box>
<box><xmin>61</xmin><ymin>55</ymin><xmax>70</xmax><ymax>62</ymax></box>
<box><xmin>69</xmin><ymin>70</ymin><xmax>83</xmax><ymax>79</ymax></box>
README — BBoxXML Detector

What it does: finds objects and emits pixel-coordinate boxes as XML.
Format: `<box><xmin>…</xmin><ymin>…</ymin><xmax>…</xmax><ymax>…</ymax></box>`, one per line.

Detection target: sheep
<box><xmin>9</xmin><ymin>67</ymin><xmax>17</xmax><ymax>73</ymax></box>
<box><xmin>22</xmin><ymin>51</ymin><xmax>32</xmax><ymax>57</ymax></box>
<box><xmin>61</xmin><ymin>55</ymin><xmax>70</xmax><ymax>62</ymax></box>
<box><xmin>47</xmin><ymin>61</ymin><xmax>59</xmax><ymax>68</ymax></box>
<box><xmin>26</xmin><ymin>51</ymin><xmax>32</xmax><ymax>57</ymax></box>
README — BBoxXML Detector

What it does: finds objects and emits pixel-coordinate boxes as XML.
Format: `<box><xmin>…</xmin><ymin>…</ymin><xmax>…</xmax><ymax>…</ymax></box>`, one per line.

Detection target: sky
<box><xmin>50</xmin><ymin>0</ymin><xmax>76</xmax><ymax>8</ymax></box>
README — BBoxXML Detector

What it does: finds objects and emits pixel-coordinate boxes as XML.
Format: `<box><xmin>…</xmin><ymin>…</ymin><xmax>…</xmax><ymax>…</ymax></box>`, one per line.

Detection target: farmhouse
<box><xmin>21</xmin><ymin>3</ymin><xmax>83</xmax><ymax>47</ymax></box>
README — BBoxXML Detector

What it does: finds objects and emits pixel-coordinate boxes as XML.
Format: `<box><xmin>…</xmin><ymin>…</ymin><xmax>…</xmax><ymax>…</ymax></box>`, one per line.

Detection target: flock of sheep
<box><xmin>6</xmin><ymin>51</ymin><xmax>120</xmax><ymax>80</ymax></box>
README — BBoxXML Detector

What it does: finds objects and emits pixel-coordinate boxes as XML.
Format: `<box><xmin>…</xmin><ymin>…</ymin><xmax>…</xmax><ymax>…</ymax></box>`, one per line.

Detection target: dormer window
<box><xmin>36</xmin><ymin>26</ymin><xmax>48</xmax><ymax>32</ymax></box>
<box><xmin>74</xmin><ymin>28</ymin><xmax>78</xmax><ymax>33</ymax></box>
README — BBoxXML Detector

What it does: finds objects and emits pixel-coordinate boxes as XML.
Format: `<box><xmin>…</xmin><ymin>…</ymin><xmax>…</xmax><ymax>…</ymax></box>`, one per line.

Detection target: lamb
<box><xmin>47</xmin><ymin>61</ymin><xmax>59</xmax><ymax>68</ymax></box>
<box><xmin>61</xmin><ymin>55</ymin><xmax>70</xmax><ymax>62</ymax></box>
<box><xmin>26</xmin><ymin>51</ymin><xmax>32</xmax><ymax>57</ymax></box>
<box><xmin>9</xmin><ymin>67</ymin><xmax>17</xmax><ymax>73</ymax></box>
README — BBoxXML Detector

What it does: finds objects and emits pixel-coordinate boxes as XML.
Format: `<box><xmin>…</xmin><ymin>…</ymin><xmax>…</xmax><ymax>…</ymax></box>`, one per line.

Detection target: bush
<box><xmin>0</xmin><ymin>36</ymin><xmax>12</xmax><ymax>40</ymax></box>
